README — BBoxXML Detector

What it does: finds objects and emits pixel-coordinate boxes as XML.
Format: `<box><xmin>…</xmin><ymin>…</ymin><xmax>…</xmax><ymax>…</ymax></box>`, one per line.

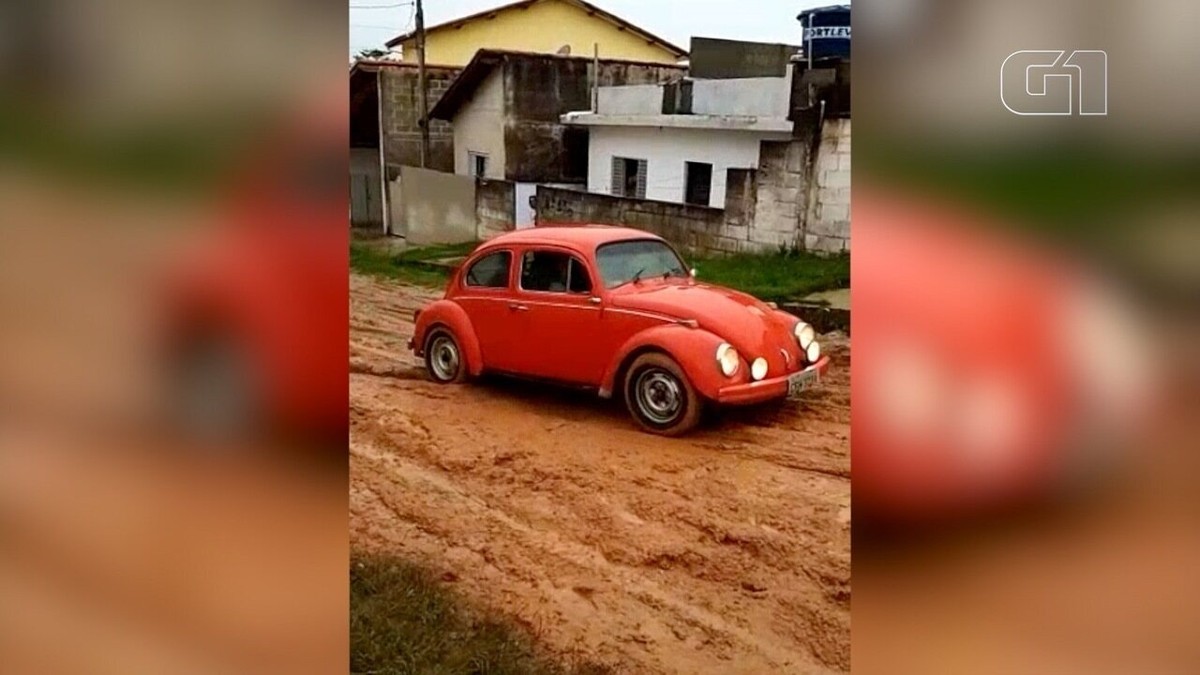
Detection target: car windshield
<box><xmin>595</xmin><ymin>239</ymin><xmax>689</xmax><ymax>289</ymax></box>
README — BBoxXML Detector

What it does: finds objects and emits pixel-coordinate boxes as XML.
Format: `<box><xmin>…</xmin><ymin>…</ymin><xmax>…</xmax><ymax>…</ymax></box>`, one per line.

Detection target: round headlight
<box><xmin>716</xmin><ymin>343</ymin><xmax>739</xmax><ymax>377</ymax></box>
<box><xmin>806</xmin><ymin>340</ymin><xmax>821</xmax><ymax>363</ymax></box>
<box><xmin>794</xmin><ymin>322</ymin><xmax>815</xmax><ymax>349</ymax></box>
<box><xmin>751</xmin><ymin>357</ymin><xmax>768</xmax><ymax>381</ymax></box>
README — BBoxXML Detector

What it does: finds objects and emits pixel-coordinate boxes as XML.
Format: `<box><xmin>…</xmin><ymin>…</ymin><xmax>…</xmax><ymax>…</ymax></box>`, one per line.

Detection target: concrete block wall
<box><xmin>534</xmin><ymin>186</ymin><xmax>727</xmax><ymax>258</ymax></box>
<box><xmin>744</xmin><ymin>140</ymin><xmax>810</xmax><ymax>252</ymax></box>
<box><xmin>475</xmin><ymin>178</ymin><xmax>515</xmax><ymax>240</ymax></box>
<box><xmin>380</xmin><ymin>67</ymin><xmax>460</xmax><ymax>174</ymax></box>
<box><xmin>804</xmin><ymin>118</ymin><xmax>851</xmax><ymax>254</ymax></box>
<box><xmin>397</xmin><ymin>166</ymin><xmax>477</xmax><ymax>245</ymax></box>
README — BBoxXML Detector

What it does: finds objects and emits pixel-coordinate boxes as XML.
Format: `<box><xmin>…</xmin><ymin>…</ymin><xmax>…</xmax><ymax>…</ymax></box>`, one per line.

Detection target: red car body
<box><xmin>854</xmin><ymin>190</ymin><xmax>1150</xmax><ymax>521</ymax></box>
<box><xmin>410</xmin><ymin>226</ymin><xmax>831</xmax><ymax>435</ymax></box>
<box><xmin>160</xmin><ymin>100</ymin><xmax>347</xmax><ymax>446</ymax></box>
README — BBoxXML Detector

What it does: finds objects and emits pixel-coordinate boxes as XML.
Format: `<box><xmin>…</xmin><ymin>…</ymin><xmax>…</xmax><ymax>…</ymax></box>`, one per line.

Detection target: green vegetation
<box><xmin>351</xmin><ymin>239</ymin><xmax>848</xmax><ymax>301</ymax></box>
<box><xmin>351</xmin><ymin>554</ymin><xmax>611</xmax><ymax>675</ymax></box>
<box><xmin>350</xmin><ymin>240</ymin><xmax>478</xmax><ymax>288</ymax></box>
<box><xmin>691</xmin><ymin>249</ymin><xmax>849</xmax><ymax>301</ymax></box>
<box><xmin>861</xmin><ymin>140</ymin><xmax>1200</xmax><ymax>232</ymax></box>
<box><xmin>0</xmin><ymin>98</ymin><xmax>264</xmax><ymax>194</ymax></box>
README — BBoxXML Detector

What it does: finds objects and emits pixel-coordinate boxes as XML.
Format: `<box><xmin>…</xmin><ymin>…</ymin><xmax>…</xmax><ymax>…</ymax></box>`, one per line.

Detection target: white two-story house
<box><xmin>561</xmin><ymin>71</ymin><xmax>796</xmax><ymax>209</ymax></box>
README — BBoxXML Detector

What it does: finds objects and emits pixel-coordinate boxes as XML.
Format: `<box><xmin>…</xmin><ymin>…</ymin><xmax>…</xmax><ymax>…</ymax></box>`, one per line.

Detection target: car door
<box><xmin>454</xmin><ymin>249</ymin><xmax>524</xmax><ymax>373</ymax></box>
<box><xmin>510</xmin><ymin>247</ymin><xmax>607</xmax><ymax>384</ymax></box>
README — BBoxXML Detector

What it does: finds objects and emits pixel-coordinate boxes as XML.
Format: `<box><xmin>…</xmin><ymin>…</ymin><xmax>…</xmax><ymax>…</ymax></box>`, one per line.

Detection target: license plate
<box><xmin>787</xmin><ymin>369</ymin><xmax>819</xmax><ymax>397</ymax></box>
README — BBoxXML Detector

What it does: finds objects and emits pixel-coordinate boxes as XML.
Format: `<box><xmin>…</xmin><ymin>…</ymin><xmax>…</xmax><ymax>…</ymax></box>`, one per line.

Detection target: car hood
<box><xmin>610</xmin><ymin>281</ymin><xmax>801</xmax><ymax>368</ymax></box>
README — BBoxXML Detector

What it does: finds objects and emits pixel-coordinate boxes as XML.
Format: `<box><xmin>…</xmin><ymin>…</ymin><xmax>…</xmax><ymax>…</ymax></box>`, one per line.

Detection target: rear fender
<box><xmin>412</xmin><ymin>300</ymin><xmax>484</xmax><ymax>376</ymax></box>
<box><xmin>599</xmin><ymin>325</ymin><xmax>732</xmax><ymax>400</ymax></box>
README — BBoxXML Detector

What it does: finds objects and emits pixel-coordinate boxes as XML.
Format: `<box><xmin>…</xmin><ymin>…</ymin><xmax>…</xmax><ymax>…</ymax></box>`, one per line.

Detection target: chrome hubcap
<box><xmin>635</xmin><ymin>369</ymin><xmax>683</xmax><ymax>424</ymax></box>
<box><xmin>429</xmin><ymin>335</ymin><xmax>459</xmax><ymax>380</ymax></box>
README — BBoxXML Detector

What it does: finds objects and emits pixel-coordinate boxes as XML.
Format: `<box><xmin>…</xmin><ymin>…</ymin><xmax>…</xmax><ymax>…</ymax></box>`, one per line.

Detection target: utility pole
<box><xmin>415</xmin><ymin>0</ymin><xmax>429</xmax><ymax>168</ymax></box>
<box><xmin>591</xmin><ymin>42</ymin><xmax>599</xmax><ymax>112</ymax></box>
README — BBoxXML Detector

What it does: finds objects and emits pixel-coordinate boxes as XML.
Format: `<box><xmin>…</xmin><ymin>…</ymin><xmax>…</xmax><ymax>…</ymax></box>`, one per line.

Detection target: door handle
<box><xmin>508</xmin><ymin>303</ymin><xmax>529</xmax><ymax>312</ymax></box>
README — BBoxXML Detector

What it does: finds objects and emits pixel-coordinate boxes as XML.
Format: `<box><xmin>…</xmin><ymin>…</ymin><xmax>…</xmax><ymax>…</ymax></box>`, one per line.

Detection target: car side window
<box><xmin>464</xmin><ymin>251</ymin><xmax>511</xmax><ymax>288</ymax></box>
<box><xmin>521</xmin><ymin>251</ymin><xmax>591</xmax><ymax>294</ymax></box>
<box><xmin>568</xmin><ymin>258</ymin><xmax>592</xmax><ymax>294</ymax></box>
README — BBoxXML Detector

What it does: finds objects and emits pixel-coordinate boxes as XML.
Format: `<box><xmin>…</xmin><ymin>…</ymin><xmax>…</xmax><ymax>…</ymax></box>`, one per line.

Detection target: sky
<box><xmin>349</xmin><ymin>0</ymin><xmax>843</xmax><ymax>56</ymax></box>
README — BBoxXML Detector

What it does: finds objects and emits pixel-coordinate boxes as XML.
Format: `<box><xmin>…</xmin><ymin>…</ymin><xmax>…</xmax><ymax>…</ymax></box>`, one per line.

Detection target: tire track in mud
<box><xmin>349</xmin><ymin>274</ymin><xmax>850</xmax><ymax>673</ymax></box>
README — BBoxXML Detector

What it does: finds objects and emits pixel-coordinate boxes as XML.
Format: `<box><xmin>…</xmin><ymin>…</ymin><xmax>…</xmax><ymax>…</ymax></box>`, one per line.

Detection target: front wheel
<box><xmin>424</xmin><ymin>329</ymin><xmax>468</xmax><ymax>383</ymax></box>
<box><xmin>623</xmin><ymin>353</ymin><xmax>702</xmax><ymax>436</ymax></box>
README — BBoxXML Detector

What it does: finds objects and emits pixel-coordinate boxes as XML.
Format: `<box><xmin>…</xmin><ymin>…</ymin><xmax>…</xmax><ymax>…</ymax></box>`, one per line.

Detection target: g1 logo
<box><xmin>1001</xmin><ymin>50</ymin><xmax>1108</xmax><ymax>116</ymax></box>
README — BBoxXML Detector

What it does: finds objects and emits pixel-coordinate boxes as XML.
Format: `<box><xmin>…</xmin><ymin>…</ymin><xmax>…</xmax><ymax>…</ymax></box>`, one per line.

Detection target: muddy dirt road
<box><xmin>349</xmin><ymin>273</ymin><xmax>851</xmax><ymax>674</ymax></box>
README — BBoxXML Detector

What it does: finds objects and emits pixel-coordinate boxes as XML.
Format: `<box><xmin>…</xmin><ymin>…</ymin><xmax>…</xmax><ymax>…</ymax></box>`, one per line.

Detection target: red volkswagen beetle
<box><xmin>409</xmin><ymin>226</ymin><xmax>831</xmax><ymax>435</ymax></box>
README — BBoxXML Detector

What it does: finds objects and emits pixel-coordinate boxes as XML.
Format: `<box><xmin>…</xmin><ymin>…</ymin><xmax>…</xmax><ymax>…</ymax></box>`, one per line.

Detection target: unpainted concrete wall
<box><xmin>475</xmin><ymin>178</ymin><xmax>515</xmax><ymax>240</ymax></box>
<box><xmin>502</xmin><ymin>56</ymin><xmax>684</xmax><ymax>183</ymax></box>
<box><xmin>749</xmin><ymin>140</ymin><xmax>810</xmax><ymax>251</ymax></box>
<box><xmin>742</xmin><ymin>119</ymin><xmax>851</xmax><ymax>255</ymax></box>
<box><xmin>804</xmin><ymin>119</ymin><xmax>851</xmax><ymax>253</ymax></box>
<box><xmin>534</xmin><ymin>186</ymin><xmax>740</xmax><ymax>257</ymax></box>
<box><xmin>597</xmin><ymin>84</ymin><xmax>663</xmax><ymax>114</ymax></box>
<box><xmin>689</xmin><ymin>37</ymin><xmax>801</xmax><ymax>79</ymax></box>
<box><xmin>397</xmin><ymin>166</ymin><xmax>477</xmax><ymax>246</ymax></box>
<box><xmin>691</xmin><ymin>74</ymin><xmax>792</xmax><ymax>117</ymax></box>
<box><xmin>380</xmin><ymin>66</ymin><xmax>460</xmax><ymax>174</ymax></box>
<box><xmin>595</xmin><ymin>74</ymin><xmax>792</xmax><ymax>118</ymax></box>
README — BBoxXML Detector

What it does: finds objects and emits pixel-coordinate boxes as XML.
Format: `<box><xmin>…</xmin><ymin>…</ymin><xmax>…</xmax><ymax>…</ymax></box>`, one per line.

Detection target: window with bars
<box><xmin>611</xmin><ymin>157</ymin><xmax>647</xmax><ymax>199</ymax></box>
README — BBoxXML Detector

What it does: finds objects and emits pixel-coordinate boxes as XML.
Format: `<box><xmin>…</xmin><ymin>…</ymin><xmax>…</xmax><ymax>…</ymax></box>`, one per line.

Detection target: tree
<box><xmin>356</xmin><ymin>48</ymin><xmax>389</xmax><ymax>60</ymax></box>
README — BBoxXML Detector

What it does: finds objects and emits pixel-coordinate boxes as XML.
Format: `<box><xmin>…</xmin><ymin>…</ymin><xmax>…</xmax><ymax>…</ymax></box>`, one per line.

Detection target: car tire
<box><xmin>169</xmin><ymin>332</ymin><xmax>263</xmax><ymax>444</ymax></box>
<box><xmin>424</xmin><ymin>329</ymin><xmax>467</xmax><ymax>384</ymax></box>
<box><xmin>623</xmin><ymin>353</ymin><xmax>702</xmax><ymax>436</ymax></box>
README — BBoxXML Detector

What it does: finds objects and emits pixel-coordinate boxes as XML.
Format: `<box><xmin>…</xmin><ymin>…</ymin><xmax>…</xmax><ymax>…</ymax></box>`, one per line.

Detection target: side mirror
<box><xmin>690</xmin><ymin>268</ymin><xmax>698</xmax><ymax>278</ymax></box>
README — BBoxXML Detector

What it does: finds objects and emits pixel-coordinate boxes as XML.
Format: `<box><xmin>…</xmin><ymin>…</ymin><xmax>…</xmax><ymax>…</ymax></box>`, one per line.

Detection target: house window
<box><xmin>684</xmin><ymin>161</ymin><xmax>713</xmax><ymax>206</ymax></box>
<box><xmin>611</xmin><ymin>157</ymin><xmax>647</xmax><ymax>199</ymax></box>
<box><xmin>468</xmin><ymin>152</ymin><xmax>489</xmax><ymax>178</ymax></box>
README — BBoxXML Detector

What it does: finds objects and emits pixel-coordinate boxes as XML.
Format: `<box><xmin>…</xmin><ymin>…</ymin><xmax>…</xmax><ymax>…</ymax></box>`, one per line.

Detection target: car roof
<box><xmin>474</xmin><ymin>225</ymin><xmax>666</xmax><ymax>255</ymax></box>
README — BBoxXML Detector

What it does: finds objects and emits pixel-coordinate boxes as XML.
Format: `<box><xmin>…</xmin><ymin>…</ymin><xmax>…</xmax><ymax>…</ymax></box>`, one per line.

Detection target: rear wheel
<box><xmin>623</xmin><ymin>353</ymin><xmax>702</xmax><ymax>436</ymax></box>
<box><xmin>424</xmin><ymin>329</ymin><xmax>467</xmax><ymax>383</ymax></box>
<box><xmin>169</xmin><ymin>333</ymin><xmax>263</xmax><ymax>443</ymax></box>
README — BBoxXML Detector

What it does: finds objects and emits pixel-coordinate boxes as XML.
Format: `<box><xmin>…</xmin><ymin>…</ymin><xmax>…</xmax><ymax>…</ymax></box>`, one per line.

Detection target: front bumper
<box><xmin>716</xmin><ymin>355</ymin><xmax>831</xmax><ymax>405</ymax></box>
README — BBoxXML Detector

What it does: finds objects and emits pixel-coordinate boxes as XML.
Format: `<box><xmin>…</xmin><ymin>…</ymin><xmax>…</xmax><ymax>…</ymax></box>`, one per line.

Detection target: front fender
<box><xmin>599</xmin><ymin>325</ymin><xmax>737</xmax><ymax>401</ymax></box>
<box><xmin>411</xmin><ymin>300</ymin><xmax>484</xmax><ymax>376</ymax></box>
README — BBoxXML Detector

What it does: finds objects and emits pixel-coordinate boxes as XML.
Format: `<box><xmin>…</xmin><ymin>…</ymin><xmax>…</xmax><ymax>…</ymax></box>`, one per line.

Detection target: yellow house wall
<box><xmin>398</xmin><ymin>0</ymin><xmax>679</xmax><ymax>66</ymax></box>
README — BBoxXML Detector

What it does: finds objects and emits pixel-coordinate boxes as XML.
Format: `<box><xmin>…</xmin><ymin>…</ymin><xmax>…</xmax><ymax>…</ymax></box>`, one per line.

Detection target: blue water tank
<box><xmin>797</xmin><ymin>5</ymin><xmax>851</xmax><ymax>61</ymax></box>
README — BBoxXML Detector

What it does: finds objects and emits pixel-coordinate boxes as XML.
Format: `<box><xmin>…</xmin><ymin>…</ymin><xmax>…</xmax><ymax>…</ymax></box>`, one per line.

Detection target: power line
<box><xmin>402</xmin><ymin>0</ymin><xmax>417</xmax><ymax>32</ymax></box>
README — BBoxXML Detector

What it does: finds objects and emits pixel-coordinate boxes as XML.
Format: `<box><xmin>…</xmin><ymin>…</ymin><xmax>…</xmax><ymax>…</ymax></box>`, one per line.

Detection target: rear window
<box><xmin>464</xmin><ymin>251</ymin><xmax>511</xmax><ymax>288</ymax></box>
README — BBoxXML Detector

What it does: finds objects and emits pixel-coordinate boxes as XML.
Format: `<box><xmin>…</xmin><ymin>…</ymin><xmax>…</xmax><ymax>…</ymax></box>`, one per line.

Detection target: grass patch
<box><xmin>859</xmin><ymin>140</ymin><xmax>1200</xmax><ymax>233</ymax></box>
<box><xmin>351</xmin><ymin>554</ymin><xmax>612</xmax><ymax>675</ymax></box>
<box><xmin>353</xmin><ymin>240</ymin><xmax>848</xmax><ymax>301</ymax></box>
<box><xmin>0</xmin><ymin>97</ymin><xmax>264</xmax><ymax>195</ymax></box>
<box><xmin>689</xmin><ymin>250</ymin><xmax>849</xmax><ymax>301</ymax></box>
<box><xmin>350</xmin><ymin>240</ymin><xmax>478</xmax><ymax>288</ymax></box>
